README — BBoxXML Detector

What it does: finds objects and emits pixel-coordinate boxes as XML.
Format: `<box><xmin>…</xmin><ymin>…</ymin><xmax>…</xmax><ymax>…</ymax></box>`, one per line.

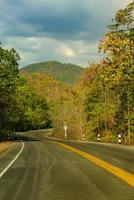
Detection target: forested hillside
<box><xmin>0</xmin><ymin>2</ymin><xmax>134</xmax><ymax>144</ymax></box>
<box><xmin>21</xmin><ymin>61</ymin><xmax>85</xmax><ymax>84</ymax></box>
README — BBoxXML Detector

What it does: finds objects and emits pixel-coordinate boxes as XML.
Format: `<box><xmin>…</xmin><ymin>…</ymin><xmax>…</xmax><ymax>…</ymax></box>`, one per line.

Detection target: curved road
<box><xmin>0</xmin><ymin>130</ymin><xmax>134</xmax><ymax>200</ymax></box>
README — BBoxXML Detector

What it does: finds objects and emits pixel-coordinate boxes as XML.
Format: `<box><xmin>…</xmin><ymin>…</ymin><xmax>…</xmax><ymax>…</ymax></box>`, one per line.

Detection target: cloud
<box><xmin>0</xmin><ymin>0</ymin><xmax>131</xmax><ymax>66</ymax></box>
<box><xmin>58</xmin><ymin>45</ymin><xmax>76</xmax><ymax>59</ymax></box>
<box><xmin>2</xmin><ymin>36</ymin><xmax>101</xmax><ymax>67</ymax></box>
<box><xmin>1</xmin><ymin>0</ymin><xmax>130</xmax><ymax>40</ymax></box>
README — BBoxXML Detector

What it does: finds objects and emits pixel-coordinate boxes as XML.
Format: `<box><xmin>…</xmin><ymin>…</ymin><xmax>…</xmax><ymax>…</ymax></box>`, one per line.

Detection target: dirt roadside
<box><xmin>0</xmin><ymin>142</ymin><xmax>11</xmax><ymax>154</ymax></box>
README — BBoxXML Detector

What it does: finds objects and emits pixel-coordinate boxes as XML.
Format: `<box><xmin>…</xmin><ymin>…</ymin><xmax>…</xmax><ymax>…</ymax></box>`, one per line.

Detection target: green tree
<box><xmin>0</xmin><ymin>45</ymin><xmax>20</xmax><ymax>134</ymax></box>
<box><xmin>98</xmin><ymin>2</ymin><xmax>134</xmax><ymax>143</ymax></box>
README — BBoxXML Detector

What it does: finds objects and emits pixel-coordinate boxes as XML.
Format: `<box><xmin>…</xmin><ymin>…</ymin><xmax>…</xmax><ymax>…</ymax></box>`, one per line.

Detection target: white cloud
<box><xmin>58</xmin><ymin>45</ymin><xmax>76</xmax><ymax>58</ymax></box>
<box><xmin>1</xmin><ymin>0</ymin><xmax>131</xmax><ymax>67</ymax></box>
<box><xmin>3</xmin><ymin>36</ymin><xmax>101</xmax><ymax>67</ymax></box>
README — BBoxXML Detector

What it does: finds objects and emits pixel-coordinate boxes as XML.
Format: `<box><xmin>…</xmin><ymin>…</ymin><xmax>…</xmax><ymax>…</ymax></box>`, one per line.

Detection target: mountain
<box><xmin>21</xmin><ymin>61</ymin><xmax>85</xmax><ymax>84</ymax></box>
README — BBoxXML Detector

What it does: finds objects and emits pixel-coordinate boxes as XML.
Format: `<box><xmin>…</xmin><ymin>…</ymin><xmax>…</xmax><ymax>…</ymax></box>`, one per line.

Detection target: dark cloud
<box><xmin>0</xmin><ymin>0</ymin><xmax>130</xmax><ymax>66</ymax></box>
<box><xmin>0</xmin><ymin>0</ymin><xmax>109</xmax><ymax>41</ymax></box>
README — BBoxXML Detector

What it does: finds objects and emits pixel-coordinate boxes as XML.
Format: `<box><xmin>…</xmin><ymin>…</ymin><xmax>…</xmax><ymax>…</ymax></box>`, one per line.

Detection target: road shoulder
<box><xmin>0</xmin><ymin>142</ymin><xmax>11</xmax><ymax>155</ymax></box>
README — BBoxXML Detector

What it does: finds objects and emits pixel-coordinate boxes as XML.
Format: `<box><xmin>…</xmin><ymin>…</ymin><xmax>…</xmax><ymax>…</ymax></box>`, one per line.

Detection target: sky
<box><xmin>0</xmin><ymin>0</ymin><xmax>131</xmax><ymax>67</ymax></box>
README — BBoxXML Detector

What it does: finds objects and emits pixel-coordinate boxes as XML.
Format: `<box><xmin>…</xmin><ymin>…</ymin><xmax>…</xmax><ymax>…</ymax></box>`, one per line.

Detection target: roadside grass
<box><xmin>0</xmin><ymin>142</ymin><xmax>11</xmax><ymax>154</ymax></box>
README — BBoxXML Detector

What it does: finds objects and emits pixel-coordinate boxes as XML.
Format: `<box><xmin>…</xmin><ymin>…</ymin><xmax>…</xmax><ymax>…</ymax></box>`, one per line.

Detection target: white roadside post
<box><xmin>64</xmin><ymin>125</ymin><xmax>68</xmax><ymax>139</ymax></box>
<box><xmin>118</xmin><ymin>134</ymin><xmax>122</xmax><ymax>144</ymax></box>
<box><xmin>97</xmin><ymin>134</ymin><xmax>100</xmax><ymax>142</ymax></box>
<box><xmin>82</xmin><ymin>134</ymin><xmax>85</xmax><ymax>141</ymax></box>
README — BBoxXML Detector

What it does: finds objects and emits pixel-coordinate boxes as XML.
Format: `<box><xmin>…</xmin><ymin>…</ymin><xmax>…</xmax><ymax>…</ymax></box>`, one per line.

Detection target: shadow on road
<box><xmin>10</xmin><ymin>134</ymin><xmax>40</xmax><ymax>143</ymax></box>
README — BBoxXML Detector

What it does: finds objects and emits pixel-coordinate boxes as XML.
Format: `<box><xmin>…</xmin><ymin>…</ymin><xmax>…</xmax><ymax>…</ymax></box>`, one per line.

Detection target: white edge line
<box><xmin>0</xmin><ymin>141</ymin><xmax>24</xmax><ymax>178</ymax></box>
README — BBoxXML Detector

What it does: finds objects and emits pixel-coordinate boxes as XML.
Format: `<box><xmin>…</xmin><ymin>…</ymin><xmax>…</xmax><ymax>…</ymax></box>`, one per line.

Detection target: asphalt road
<box><xmin>0</xmin><ymin>130</ymin><xmax>134</xmax><ymax>200</ymax></box>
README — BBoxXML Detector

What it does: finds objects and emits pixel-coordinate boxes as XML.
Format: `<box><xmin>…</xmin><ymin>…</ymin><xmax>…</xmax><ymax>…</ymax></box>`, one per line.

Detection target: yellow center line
<box><xmin>55</xmin><ymin>141</ymin><xmax>134</xmax><ymax>188</ymax></box>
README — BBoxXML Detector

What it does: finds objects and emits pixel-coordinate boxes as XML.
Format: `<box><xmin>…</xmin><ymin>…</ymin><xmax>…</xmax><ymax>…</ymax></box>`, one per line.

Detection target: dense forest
<box><xmin>0</xmin><ymin>2</ymin><xmax>134</xmax><ymax>144</ymax></box>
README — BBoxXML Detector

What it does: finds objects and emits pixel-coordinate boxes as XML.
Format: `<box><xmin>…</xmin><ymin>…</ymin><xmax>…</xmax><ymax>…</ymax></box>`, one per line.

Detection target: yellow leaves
<box><xmin>99</xmin><ymin>32</ymin><xmax>131</xmax><ymax>53</ymax></box>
